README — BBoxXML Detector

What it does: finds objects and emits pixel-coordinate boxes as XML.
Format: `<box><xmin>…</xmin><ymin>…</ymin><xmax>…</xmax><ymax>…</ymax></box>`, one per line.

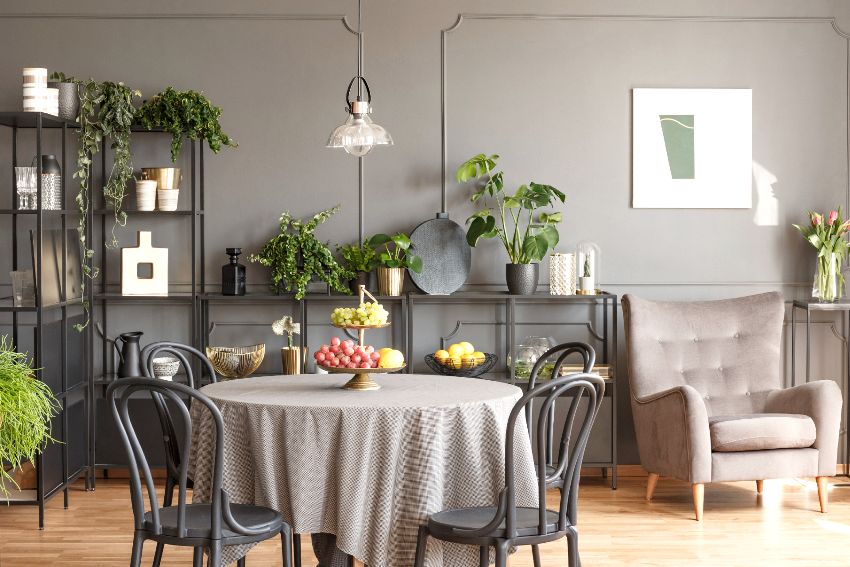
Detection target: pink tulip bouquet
<box><xmin>793</xmin><ymin>208</ymin><xmax>850</xmax><ymax>302</ymax></box>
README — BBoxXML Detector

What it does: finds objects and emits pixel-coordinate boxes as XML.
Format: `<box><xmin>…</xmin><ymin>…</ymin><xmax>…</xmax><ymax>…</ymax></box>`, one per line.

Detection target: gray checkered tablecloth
<box><xmin>189</xmin><ymin>373</ymin><xmax>538</xmax><ymax>567</ymax></box>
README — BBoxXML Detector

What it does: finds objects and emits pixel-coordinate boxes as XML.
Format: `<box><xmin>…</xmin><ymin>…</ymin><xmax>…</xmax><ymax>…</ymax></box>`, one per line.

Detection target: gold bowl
<box><xmin>205</xmin><ymin>344</ymin><xmax>265</xmax><ymax>379</ymax></box>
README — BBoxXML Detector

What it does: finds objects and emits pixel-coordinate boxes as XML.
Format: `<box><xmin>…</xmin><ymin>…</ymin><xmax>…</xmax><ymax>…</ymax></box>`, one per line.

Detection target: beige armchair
<box><xmin>622</xmin><ymin>292</ymin><xmax>842</xmax><ymax>520</ymax></box>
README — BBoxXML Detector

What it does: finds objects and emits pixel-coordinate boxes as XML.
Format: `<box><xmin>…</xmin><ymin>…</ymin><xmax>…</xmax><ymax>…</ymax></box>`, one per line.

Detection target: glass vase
<box><xmin>813</xmin><ymin>253</ymin><xmax>841</xmax><ymax>303</ymax></box>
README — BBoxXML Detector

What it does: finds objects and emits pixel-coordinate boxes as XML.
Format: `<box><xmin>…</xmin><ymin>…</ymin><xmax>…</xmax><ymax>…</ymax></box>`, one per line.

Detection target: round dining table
<box><xmin>188</xmin><ymin>373</ymin><xmax>538</xmax><ymax>567</ymax></box>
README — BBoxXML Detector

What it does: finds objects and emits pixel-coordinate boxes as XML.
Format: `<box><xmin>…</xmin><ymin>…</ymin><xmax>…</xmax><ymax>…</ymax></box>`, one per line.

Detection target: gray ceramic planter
<box><xmin>506</xmin><ymin>263</ymin><xmax>539</xmax><ymax>295</ymax></box>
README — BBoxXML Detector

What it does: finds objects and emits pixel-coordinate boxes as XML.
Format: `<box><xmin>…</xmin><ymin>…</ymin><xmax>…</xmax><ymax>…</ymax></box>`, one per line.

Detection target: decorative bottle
<box><xmin>222</xmin><ymin>248</ymin><xmax>246</xmax><ymax>296</ymax></box>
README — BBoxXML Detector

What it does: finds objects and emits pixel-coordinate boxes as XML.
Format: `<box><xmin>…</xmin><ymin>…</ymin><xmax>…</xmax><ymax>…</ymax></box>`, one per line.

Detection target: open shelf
<box><xmin>0</xmin><ymin>111</ymin><xmax>78</xmax><ymax>129</ymax></box>
<box><xmin>0</xmin><ymin>208</ymin><xmax>78</xmax><ymax>215</ymax></box>
<box><xmin>93</xmin><ymin>209</ymin><xmax>202</xmax><ymax>216</ymax></box>
<box><xmin>94</xmin><ymin>292</ymin><xmax>195</xmax><ymax>304</ymax></box>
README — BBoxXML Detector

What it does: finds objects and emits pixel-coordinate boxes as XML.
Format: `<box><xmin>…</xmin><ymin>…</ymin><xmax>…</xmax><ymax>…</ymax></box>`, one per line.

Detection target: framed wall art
<box><xmin>632</xmin><ymin>88</ymin><xmax>752</xmax><ymax>209</ymax></box>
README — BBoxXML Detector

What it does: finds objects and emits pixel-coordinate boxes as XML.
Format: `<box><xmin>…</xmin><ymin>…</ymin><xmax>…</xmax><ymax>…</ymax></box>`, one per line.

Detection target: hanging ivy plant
<box><xmin>55</xmin><ymin>73</ymin><xmax>140</xmax><ymax>330</ymax></box>
<box><xmin>135</xmin><ymin>87</ymin><xmax>237</xmax><ymax>162</ymax></box>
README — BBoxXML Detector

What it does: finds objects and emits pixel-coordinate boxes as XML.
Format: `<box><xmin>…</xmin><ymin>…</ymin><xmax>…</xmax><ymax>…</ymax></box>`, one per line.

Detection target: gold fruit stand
<box><xmin>317</xmin><ymin>285</ymin><xmax>404</xmax><ymax>391</ymax></box>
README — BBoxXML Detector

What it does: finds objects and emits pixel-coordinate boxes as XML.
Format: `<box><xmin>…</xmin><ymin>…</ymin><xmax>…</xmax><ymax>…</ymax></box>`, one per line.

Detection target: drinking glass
<box><xmin>15</xmin><ymin>167</ymin><xmax>36</xmax><ymax>210</ymax></box>
<box><xmin>11</xmin><ymin>270</ymin><xmax>35</xmax><ymax>307</ymax></box>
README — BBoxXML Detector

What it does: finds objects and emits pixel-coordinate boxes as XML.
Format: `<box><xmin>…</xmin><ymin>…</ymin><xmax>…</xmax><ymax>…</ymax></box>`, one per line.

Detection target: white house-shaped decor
<box><xmin>121</xmin><ymin>231</ymin><xmax>168</xmax><ymax>296</ymax></box>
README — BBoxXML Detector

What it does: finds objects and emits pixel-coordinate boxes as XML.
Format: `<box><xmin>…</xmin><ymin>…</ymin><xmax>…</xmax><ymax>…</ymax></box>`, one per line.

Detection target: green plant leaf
<box><xmin>467</xmin><ymin>215</ymin><xmax>496</xmax><ymax>247</ymax></box>
<box><xmin>391</xmin><ymin>233</ymin><xmax>411</xmax><ymax>250</ymax></box>
<box><xmin>369</xmin><ymin>233</ymin><xmax>391</xmax><ymax>247</ymax></box>
<box><xmin>407</xmin><ymin>255</ymin><xmax>423</xmax><ymax>273</ymax></box>
<box><xmin>539</xmin><ymin>224</ymin><xmax>559</xmax><ymax>248</ymax></box>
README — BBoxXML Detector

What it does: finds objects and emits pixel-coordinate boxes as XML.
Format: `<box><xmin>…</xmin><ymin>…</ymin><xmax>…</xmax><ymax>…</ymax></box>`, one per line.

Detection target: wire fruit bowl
<box><xmin>424</xmin><ymin>353</ymin><xmax>498</xmax><ymax>378</ymax></box>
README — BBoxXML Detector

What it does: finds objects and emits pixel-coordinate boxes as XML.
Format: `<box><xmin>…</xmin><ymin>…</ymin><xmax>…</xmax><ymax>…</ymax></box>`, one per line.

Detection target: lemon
<box><xmin>434</xmin><ymin>349</ymin><xmax>450</xmax><ymax>364</ymax></box>
<box><xmin>471</xmin><ymin>351</ymin><xmax>486</xmax><ymax>365</ymax></box>
<box><xmin>447</xmin><ymin>355</ymin><xmax>463</xmax><ymax>369</ymax></box>
<box><xmin>458</xmin><ymin>341</ymin><xmax>475</xmax><ymax>355</ymax></box>
<box><xmin>378</xmin><ymin>349</ymin><xmax>405</xmax><ymax>368</ymax></box>
<box><xmin>461</xmin><ymin>354</ymin><xmax>478</xmax><ymax>369</ymax></box>
<box><xmin>378</xmin><ymin>347</ymin><xmax>394</xmax><ymax>357</ymax></box>
<box><xmin>447</xmin><ymin>344</ymin><xmax>466</xmax><ymax>359</ymax></box>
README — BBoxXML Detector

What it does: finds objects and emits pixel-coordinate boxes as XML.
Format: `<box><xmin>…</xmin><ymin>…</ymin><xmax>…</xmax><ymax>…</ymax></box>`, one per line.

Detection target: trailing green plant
<box><xmin>249</xmin><ymin>206</ymin><xmax>354</xmax><ymax>299</ymax></box>
<box><xmin>136</xmin><ymin>87</ymin><xmax>237</xmax><ymax>162</ymax></box>
<box><xmin>98</xmin><ymin>81</ymin><xmax>140</xmax><ymax>247</ymax></box>
<box><xmin>456</xmin><ymin>153</ymin><xmax>565</xmax><ymax>264</ymax></box>
<box><xmin>337</xmin><ymin>238</ymin><xmax>379</xmax><ymax>273</ymax></box>
<box><xmin>369</xmin><ymin>232</ymin><xmax>423</xmax><ymax>272</ymax></box>
<box><xmin>0</xmin><ymin>337</ymin><xmax>60</xmax><ymax>498</ymax></box>
<box><xmin>48</xmin><ymin>71</ymin><xmax>77</xmax><ymax>84</ymax></box>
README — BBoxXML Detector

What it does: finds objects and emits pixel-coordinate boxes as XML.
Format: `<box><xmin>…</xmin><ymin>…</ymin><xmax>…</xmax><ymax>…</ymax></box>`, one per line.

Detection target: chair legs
<box><xmin>193</xmin><ymin>547</ymin><xmax>204</xmax><ymax>567</ymax></box>
<box><xmin>237</xmin><ymin>558</ymin><xmax>246</xmax><ymax>567</ymax></box>
<box><xmin>208</xmin><ymin>540</ymin><xmax>221</xmax><ymax>567</ymax></box>
<box><xmin>130</xmin><ymin>531</ymin><xmax>145</xmax><ymax>567</ymax></box>
<box><xmin>480</xmin><ymin>546</ymin><xmax>489</xmax><ymax>567</ymax></box>
<box><xmin>692</xmin><ymin>483</ymin><xmax>704</xmax><ymax>521</ymax></box>
<box><xmin>280</xmin><ymin>524</ymin><xmax>293</xmax><ymax>567</ymax></box>
<box><xmin>816</xmin><ymin>476</ymin><xmax>829</xmax><ymax>513</ymax></box>
<box><xmin>566</xmin><ymin>526</ymin><xmax>581</xmax><ymax>567</ymax></box>
<box><xmin>413</xmin><ymin>525</ymin><xmax>429</xmax><ymax>567</ymax></box>
<box><xmin>756</xmin><ymin>480</ymin><xmax>764</xmax><ymax>494</ymax></box>
<box><xmin>293</xmin><ymin>532</ymin><xmax>301</xmax><ymax>567</ymax></box>
<box><xmin>152</xmin><ymin>478</ymin><xmax>176</xmax><ymax>567</ymax></box>
<box><xmin>531</xmin><ymin>544</ymin><xmax>542</xmax><ymax>567</ymax></box>
<box><xmin>645</xmin><ymin>472</ymin><xmax>659</xmax><ymax>501</ymax></box>
<box><xmin>494</xmin><ymin>541</ymin><xmax>509</xmax><ymax>567</ymax></box>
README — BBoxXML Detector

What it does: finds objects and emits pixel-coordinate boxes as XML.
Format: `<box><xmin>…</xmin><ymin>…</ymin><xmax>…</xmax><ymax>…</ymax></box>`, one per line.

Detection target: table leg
<box><xmin>791</xmin><ymin>305</ymin><xmax>796</xmax><ymax>388</ymax></box>
<box><xmin>806</xmin><ymin>308</ymin><xmax>811</xmax><ymax>383</ymax></box>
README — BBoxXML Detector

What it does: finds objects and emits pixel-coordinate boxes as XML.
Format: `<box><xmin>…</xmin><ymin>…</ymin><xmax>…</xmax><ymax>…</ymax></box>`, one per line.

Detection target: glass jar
<box><xmin>575</xmin><ymin>241</ymin><xmax>601</xmax><ymax>295</ymax></box>
<box><xmin>222</xmin><ymin>248</ymin><xmax>246</xmax><ymax>296</ymax></box>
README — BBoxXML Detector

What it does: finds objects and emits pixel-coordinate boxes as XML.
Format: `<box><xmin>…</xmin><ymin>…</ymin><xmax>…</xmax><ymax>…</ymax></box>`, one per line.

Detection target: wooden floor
<box><xmin>0</xmin><ymin>475</ymin><xmax>848</xmax><ymax>566</ymax></box>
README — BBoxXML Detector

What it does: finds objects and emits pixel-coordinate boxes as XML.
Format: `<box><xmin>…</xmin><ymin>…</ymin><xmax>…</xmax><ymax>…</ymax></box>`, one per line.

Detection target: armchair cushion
<box><xmin>708</xmin><ymin>413</ymin><xmax>815</xmax><ymax>452</ymax></box>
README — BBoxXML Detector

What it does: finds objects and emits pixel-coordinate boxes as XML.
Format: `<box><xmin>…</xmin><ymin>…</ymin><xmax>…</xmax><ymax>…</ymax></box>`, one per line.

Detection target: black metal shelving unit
<box><xmin>0</xmin><ymin>112</ymin><xmax>90</xmax><ymax>528</ymax></box>
<box><xmin>89</xmin><ymin>135</ymin><xmax>205</xmax><ymax>480</ymax></box>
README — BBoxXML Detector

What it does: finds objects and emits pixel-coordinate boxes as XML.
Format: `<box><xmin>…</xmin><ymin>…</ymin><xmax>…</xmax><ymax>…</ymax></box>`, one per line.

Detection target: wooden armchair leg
<box><xmin>756</xmin><ymin>480</ymin><xmax>763</xmax><ymax>494</ymax></box>
<box><xmin>816</xmin><ymin>476</ymin><xmax>828</xmax><ymax>513</ymax></box>
<box><xmin>646</xmin><ymin>472</ymin><xmax>659</xmax><ymax>501</ymax></box>
<box><xmin>692</xmin><ymin>483</ymin><xmax>704</xmax><ymax>521</ymax></box>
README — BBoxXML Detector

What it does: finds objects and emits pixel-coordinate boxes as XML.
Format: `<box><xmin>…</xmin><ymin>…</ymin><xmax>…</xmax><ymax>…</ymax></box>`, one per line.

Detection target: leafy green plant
<box><xmin>249</xmin><ymin>206</ymin><xmax>354</xmax><ymax>299</ymax></box>
<box><xmin>337</xmin><ymin>239</ymin><xmax>379</xmax><ymax>273</ymax></box>
<box><xmin>136</xmin><ymin>87</ymin><xmax>237</xmax><ymax>162</ymax></box>
<box><xmin>370</xmin><ymin>233</ymin><xmax>423</xmax><ymax>272</ymax></box>
<box><xmin>55</xmin><ymin>72</ymin><xmax>140</xmax><ymax>330</ymax></box>
<box><xmin>98</xmin><ymin>81</ymin><xmax>140</xmax><ymax>246</ymax></box>
<box><xmin>456</xmin><ymin>153</ymin><xmax>565</xmax><ymax>264</ymax></box>
<box><xmin>0</xmin><ymin>337</ymin><xmax>60</xmax><ymax>498</ymax></box>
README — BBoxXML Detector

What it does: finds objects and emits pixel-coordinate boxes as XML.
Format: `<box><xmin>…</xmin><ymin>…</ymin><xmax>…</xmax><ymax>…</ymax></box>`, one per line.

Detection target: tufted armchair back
<box><xmin>623</xmin><ymin>292</ymin><xmax>785</xmax><ymax>416</ymax></box>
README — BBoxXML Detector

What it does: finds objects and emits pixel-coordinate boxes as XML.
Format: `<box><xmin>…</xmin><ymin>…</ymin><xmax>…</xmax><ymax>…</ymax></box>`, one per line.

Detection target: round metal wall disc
<box><xmin>409</xmin><ymin>214</ymin><xmax>471</xmax><ymax>295</ymax></box>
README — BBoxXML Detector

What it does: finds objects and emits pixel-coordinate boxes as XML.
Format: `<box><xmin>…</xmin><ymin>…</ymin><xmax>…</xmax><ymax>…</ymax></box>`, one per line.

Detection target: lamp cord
<box><xmin>357</xmin><ymin>0</ymin><xmax>363</xmax><ymax>100</ymax></box>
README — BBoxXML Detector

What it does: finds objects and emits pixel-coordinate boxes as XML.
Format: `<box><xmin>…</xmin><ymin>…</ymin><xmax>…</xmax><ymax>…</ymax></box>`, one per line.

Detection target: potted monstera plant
<box><xmin>456</xmin><ymin>153</ymin><xmax>565</xmax><ymax>295</ymax></box>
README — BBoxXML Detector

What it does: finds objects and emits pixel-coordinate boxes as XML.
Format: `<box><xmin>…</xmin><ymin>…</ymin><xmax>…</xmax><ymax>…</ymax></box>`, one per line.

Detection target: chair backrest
<box><xmin>140</xmin><ymin>341</ymin><xmax>219</xmax><ymax>388</ymax></box>
<box><xmin>107</xmin><ymin>377</ymin><xmax>225</xmax><ymax>539</ymax></box>
<box><xmin>622</xmin><ymin>292</ymin><xmax>784</xmax><ymax>416</ymax></box>
<box><xmin>464</xmin><ymin>374</ymin><xmax>603</xmax><ymax>540</ymax></box>
<box><xmin>525</xmin><ymin>342</ymin><xmax>596</xmax><ymax>467</ymax></box>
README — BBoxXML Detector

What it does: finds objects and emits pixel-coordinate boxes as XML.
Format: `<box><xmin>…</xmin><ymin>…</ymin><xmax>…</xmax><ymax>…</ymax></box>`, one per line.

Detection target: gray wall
<box><xmin>1</xmin><ymin>0</ymin><xmax>848</xmax><ymax>466</ymax></box>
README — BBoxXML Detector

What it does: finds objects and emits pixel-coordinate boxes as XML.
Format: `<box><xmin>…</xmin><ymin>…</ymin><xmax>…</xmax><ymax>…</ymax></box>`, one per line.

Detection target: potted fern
<box><xmin>0</xmin><ymin>337</ymin><xmax>60</xmax><ymax>498</ymax></box>
<box><xmin>337</xmin><ymin>238</ymin><xmax>379</xmax><ymax>293</ymax></box>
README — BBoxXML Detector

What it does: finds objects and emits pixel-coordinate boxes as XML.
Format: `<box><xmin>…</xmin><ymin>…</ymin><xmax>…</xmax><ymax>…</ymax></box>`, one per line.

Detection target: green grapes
<box><xmin>331</xmin><ymin>302</ymin><xmax>389</xmax><ymax>326</ymax></box>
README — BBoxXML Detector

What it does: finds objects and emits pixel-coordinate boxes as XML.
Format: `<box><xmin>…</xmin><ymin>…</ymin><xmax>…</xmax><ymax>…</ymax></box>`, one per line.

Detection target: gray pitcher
<box><xmin>114</xmin><ymin>331</ymin><xmax>144</xmax><ymax>378</ymax></box>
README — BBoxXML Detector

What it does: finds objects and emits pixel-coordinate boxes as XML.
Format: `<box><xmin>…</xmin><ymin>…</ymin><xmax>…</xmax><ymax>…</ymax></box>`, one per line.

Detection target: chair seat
<box><xmin>144</xmin><ymin>502</ymin><xmax>282</xmax><ymax>539</ymax></box>
<box><xmin>709</xmin><ymin>413</ymin><xmax>816</xmax><ymax>452</ymax></box>
<box><xmin>429</xmin><ymin>506</ymin><xmax>561</xmax><ymax>538</ymax></box>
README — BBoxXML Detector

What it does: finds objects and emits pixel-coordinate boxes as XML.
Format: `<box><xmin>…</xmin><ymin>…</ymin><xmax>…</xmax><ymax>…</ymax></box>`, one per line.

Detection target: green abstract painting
<box><xmin>659</xmin><ymin>115</ymin><xmax>695</xmax><ymax>179</ymax></box>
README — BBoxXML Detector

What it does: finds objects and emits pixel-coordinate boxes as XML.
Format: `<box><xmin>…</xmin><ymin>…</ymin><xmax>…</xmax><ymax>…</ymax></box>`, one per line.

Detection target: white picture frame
<box><xmin>632</xmin><ymin>88</ymin><xmax>752</xmax><ymax>209</ymax></box>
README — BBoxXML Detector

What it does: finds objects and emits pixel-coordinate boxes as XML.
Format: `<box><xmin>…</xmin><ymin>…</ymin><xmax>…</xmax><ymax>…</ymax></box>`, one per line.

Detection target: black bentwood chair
<box><xmin>413</xmin><ymin>373</ymin><xmax>605</xmax><ymax>567</ymax></box>
<box><xmin>140</xmin><ymin>341</ymin><xmax>220</xmax><ymax>567</ymax></box>
<box><xmin>526</xmin><ymin>342</ymin><xmax>596</xmax><ymax>492</ymax></box>
<box><xmin>108</xmin><ymin>378</ymin><xmax>294</xmax><ymax>567</ymax></box>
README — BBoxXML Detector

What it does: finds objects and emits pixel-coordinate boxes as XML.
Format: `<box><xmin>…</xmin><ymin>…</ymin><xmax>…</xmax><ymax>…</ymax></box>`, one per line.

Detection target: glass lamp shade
<box><xmin>326</xmin><ymin>113</ymin><xmax>393</xmax><ymax>157</ymax></box>
<box><xmin>575</xmin><ymin>240</ymin><xmax>601</xmax><ymax>294</ymax></box>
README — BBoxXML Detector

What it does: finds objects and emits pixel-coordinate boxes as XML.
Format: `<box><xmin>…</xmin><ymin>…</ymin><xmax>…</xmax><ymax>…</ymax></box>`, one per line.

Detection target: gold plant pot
<box><xmin>281</xmin><ymin>347</ymin><xmax>302</xmax><ymax>375</ymax></box>
<box><xmin>141</xmin><ymin>167</ymin><xmax>182</xmax><ymax>190</ymax></box>
<box><xmin>377</xmin><ymin>267</ymin><xmax>405</xmax><ymax>296</ymax></box>
<box><xmin>205</xmin><ymin>344</ymin><xmax>265</xmax><ymax>379</ymax></box>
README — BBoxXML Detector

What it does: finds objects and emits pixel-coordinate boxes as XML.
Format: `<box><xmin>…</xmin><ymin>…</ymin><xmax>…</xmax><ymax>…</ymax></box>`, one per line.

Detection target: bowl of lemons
<box><xmin>424</xmin><ymin>341</ymin><xmax>498</xmax><ymax>377</ymax></box>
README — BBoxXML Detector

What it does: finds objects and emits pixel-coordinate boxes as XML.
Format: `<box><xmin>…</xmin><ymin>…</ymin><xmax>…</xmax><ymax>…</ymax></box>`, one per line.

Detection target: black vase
<box><xmin>48</xmin><ymin>81</ymin><xmax>79</xmax><ymax>121</ymax></box>
<box><xmin>506</xmin><ymin>263</ymin><xmax>539</xmax><ymax>295</ymax></box>
<box><xmin>350</xmin><ymin>271</ymin><xmax>370</xmax><ymax>294</ymax></box>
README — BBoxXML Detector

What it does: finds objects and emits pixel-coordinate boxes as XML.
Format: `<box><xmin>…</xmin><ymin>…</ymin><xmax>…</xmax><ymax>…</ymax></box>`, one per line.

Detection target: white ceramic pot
<box><xmin>135</xmin><ymin>179</ymin><xmax>157</xmax><ymax>211</ymax></box>
<box><xmin>157</xmin><ymin>188</ymin><xmax>179</xmax><ymax>211</ymax></box>
<box><xmin>578</xmin><ymin>276</ymin><xmax>596</xmax><ymax>295</ymax></box>
<box><xmin>22</xmin><ymin>86</ymin><xmax>48</xmax><ymax>111</ymax></box>
<box><xmin>22</xmin><ymin>67</ymin><xmax>47</xmax><ymax>89</ymax></box>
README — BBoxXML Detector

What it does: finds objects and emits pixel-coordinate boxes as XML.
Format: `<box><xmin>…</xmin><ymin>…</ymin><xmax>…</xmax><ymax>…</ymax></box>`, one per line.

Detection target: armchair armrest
<box><xmin>632</xmin><ymin>384</ymin><xmax>712</xmax><ymax>483</ymax></box>
<box><xmin>764</xmin><ymin>380</ymin><xmax>843</xmax><ymax>476</ymax></box>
